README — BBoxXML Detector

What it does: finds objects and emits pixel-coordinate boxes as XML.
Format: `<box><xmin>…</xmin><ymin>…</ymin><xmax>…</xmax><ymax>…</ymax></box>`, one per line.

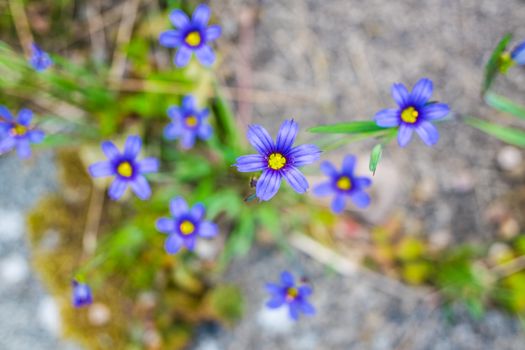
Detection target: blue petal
<box><xmin>108</xmin><ymin>178</ymin><xmax>128</xmax><ymax>200</ymax></box>
<box><xmin>170</xmin><ymin>196</ymin><xmax>188</xmax><ymax>217</ymax></box>
<box><xmin>138</xmin><ymin>157</ymin><xmax>159</xmax><ymax>174</ymax></box>
<box><xmin>192</xmin><ymin>4</ymin><xmax>211</xmax><ymax>27</ymax></box>
<box><xmin>265</xmin><ymin>283</ymin><xmax>282</xmax><ymax>294</ymax></box>
<box><xmin>280</xmin><ymin>271</ymin><xmax>294</xmax><ymax>286</ymax></box>
<box><xmin>206</xmin><ymin>25</ymin><xmax>222</xmax><ymax>41</ymax></box>
<box><xmin>0</xmin><ymin>106</ymin><xmax>14</xmax><ymax>121</ymax></box>
<box><xmin>197</xmin><ymin>123</ymin><xmax>212</xmax><ymax>140</ymax></box>
<box><xmin>184</xmin><ymin>236</ymin><xmax>197</xmax><ymax>250</ymax></box>
<box><xmin>299</xmin><ymin>285</ymin><xmax>313</xmax><ymax>296</ymax></box>
<box><xmin>190</xmin><ymin>203</ymin><xmax>205</xmax><ymax>221</ymax></box>
<box><xmin>319</xmin><ymin>161</ymin><xmax>338</xmax><ymax>177</ymax></box>
<box><xmin>175</xmin><ymin>46</ymin><xmax>193</xmax><ymax>67</ymax></box>
<box><xmin>511</xmin><ymin>41</ymin><xmax>525</xmax><ymax>65</ymax></box>
<box><xmin>354</xmin><ymin>177</ymin><xmax>372</xmax><ymax>189</ymax></box>
<box><xmin>422</xmin><ymin>103</ymin><xmax>450</xmax><ymax>121</ymax></box>
<box><xmin>130</xmin><ymin>175</ymin><xmax>151</xmax><ymax>200</ymax></box>
<box><xmin>313</xmin><ymin>181</ymin><xmax>333</xmax><ymax>197</ymax></box>
<box><xmin>180</xmin><ymin>130</ymin><xmax>196</xmax><ymax>149</ymax></box>
<box><xmin>234</xmin><ymin>154</ymin><xmax>266</xmax><ymax>172</ymax></box>
<box><xmin>0</xmin><ymin>137</ymin><xmax>16</xmax><ymax>153</ymax></box>
<box><xmin>410</xmin><ymin>78</ymin><xmax>433</xmax><ymax>106</ymax></box>
<box><xmin>124</xmin><ymin>135</ymin><xmax>141</xmax><ymax>158</ymax></box>
<box><xmin>397</xmin><ymin>124</ymin><xmax>414</xmax><ymax>147</ymax></box>
<box><xmin>16</xmin><ymin>139</ymin><xmax>31</xmax><ymax>159</ymax></box>
<box><xmin>275</xmin><ymin>119</ymin><xmax>298</xmax><ymax>153</ymax></box>
<box><xmin>88</xmin><ymin>161</ymin><xmax>114</xmax><ymax>177</ymax></box>
<box><xmin>289</xmin><ymin>144</ymin><xmax>321</xmax><ymax>167</ymax></box>
<box><xmin>351</xmin><ymin>191</ymin><xmax>371</xmax><ymax>208</ymax></box>
<box><xmin>169</xmin><ymin>9</ymin><xmax>190</xmax><ymax>28</ymax></box>
<box><xmin>283</xmin><ymin>167</ymin><xmax>309</xmax><ymax>194</ymax></box>
<box><xmin>255</xmin><ymin>169</ymin><xmax>282</xmax><ymax>201</ymax></box>
<box><xmin>300</xmin><ymin>301</ymin><xmax>316</xmax><ymax>315</ymax></box>
<box><xmin>164</xmin><ymin>122</ymin><xmax>182</xmax><ymax>140</ymax></box>
<box><xmin>331</xmin><ymin>195</ymin><xmax>346</xmax><ymax>213</ymax></box>
<box><xmin>266</xmin><ymin>296</ymin><xmax>285</xmax><ymax>309</ymax></box>
<box><xmin>167</xmin><ymin>106</ymin><xmax>182</xmax><ymax>119</ymax></box>
<box><xmin>195</xmin><ymin>46</ymin><xmax>215</xmax><ymax>66</ymax></box>
<box><xmin>28</xmin><ymin>130</ymin><xmax>45</xmax><ymax>143</ymax></box>
<box><xmin>415</xmin><ymin>121</ymin><xmax>439</xmax><ymax>146</ymax></box>
<box><xmin>198</xmin><ymin>221</ymin><xmax>218</xmax><ymax>238</ymax></box>
<box><xmin>17</xmin><ymin>109</ymin><xmax>33</xmax><ymax>126</ymax></box>
<box><xmin>374</xmin><ymin>108</ymin><xmax>400</xmax><ymax>127</ymax></box>
<box><xmin>159</xmin><ymin>30</ymin><xmax>182</xmax><ymax>48</ymax></box>
<box><xmin>341</xmin><ymin>155</ymin><xmax>356</xmax><ymax>174</ymax></box>
<box><xmin>288</xmin><ymin>302</ymin><xmax>300</xmax><ymax>320</ymax></box>
<box><xmin>391</xmin><ymin>83</ymin><xmax>410</xmax><ymax>107</ymax></box>
<box><xmin>182</xmin><ymin>95</ymin><xmax>196</xmax><ymax>112</ymax></box>
<box><xmin>165</xmin><ymin>234</ymin><xmax>183</xmax><ymax>254</ymax></box>
<box><xmin>101</xmin><ymin>141</ymin><xmax>120</xmax><ymax>159</ymax></box>
<box><xmin>156</xmin><ymin>218</ymin><xmax>175</xmax><ymax>234</ymax></box>
<box><xmin>247</xmin><ymin>124</ymin><xmax>274</xmax><ymax>155</ymax></box>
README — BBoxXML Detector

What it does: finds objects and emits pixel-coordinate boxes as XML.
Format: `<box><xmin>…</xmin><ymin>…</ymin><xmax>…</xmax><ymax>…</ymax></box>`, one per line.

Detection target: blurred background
<box><xmin>1</xmin><ymin>0</ymin><xmax>525</xmax><ymax>349</ymax></box>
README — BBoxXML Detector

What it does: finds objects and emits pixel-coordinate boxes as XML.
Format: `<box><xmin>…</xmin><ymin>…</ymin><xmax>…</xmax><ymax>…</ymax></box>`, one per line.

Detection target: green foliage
<box><xmin>485</xmin><ymin>92</ymin><xmax>525</xmax><ymax>121</ymax></box>
<box><xmin>482</xmin><ymin>33</ymin><xmax>512</xmax><ymax>94</ymax></box>
<box><xmin>369</xmin><ymin>143</ymin><xmax>382</xmax><ymax>175</ymax></box>
<box><xmin>464</xmin><ymin>117</ymin><xmax>525</xmax><ymax>148</ymax></box>
<box><xmin>309</xmin><ymin>120</ymin><xmax>387</xmax><ymax>135</ymax></box>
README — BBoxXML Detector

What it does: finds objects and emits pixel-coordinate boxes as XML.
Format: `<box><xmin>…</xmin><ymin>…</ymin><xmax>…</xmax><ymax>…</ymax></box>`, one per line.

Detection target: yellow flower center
<box><xmin>179</xmin><ymin>220</ymin><xmax>195</xmax><ymax>235</ymax></box>
<box><xmin>286</xmin><ymin>287</ymin><xmax>299</xmax><ymax>301</ymax></box>
<box><xmin>336</xmin><ymin>176</ymin><xmax>352</xmax><ymax>191</ymax></box>
<box><xmin>185</xmin><ymin>115</ymin><xmax>198</xmax><ymax>128</ymax></box>
<box><xmin>499</xmin><ymin>52</ymin><xmax>515</xmax><ymax>73</ymax></box>
<box><xmin>268</xmin><ymin>153</ymin><xmax>287</xmax><ymax>170</ymax></box>
<box><xmin>117</xmin><ymin>161</ymin><xmax>133</xmax><ymax>178</ymax></box>
<box><xmin>185</xmin><ymin>31</ymin><xmax>202</xmax><ymax>47</ymax></box>
<box><xmin>10</xmin><ymin>124</ymin><xmax>27</xmax><ymax>136</ymax></box>
<box><xmin>400</xmin><ymin>106</ymin><xmax>419</xmax><ymax>124</ymax></box>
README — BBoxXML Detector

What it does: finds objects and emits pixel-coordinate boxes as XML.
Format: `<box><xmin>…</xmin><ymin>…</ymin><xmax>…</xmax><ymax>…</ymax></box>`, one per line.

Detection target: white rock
<box><xmin>497</xmin><ymin>146</ymin><xmax>523</xmax><ymax>171</ymax></box>
<box><xmin>88</xmin><ymin>303</ymin><xmax>111</xmax><ymax>326</ymax></box>
<box><xmin>0</xmin><ymin>254</ymin><xmax>29</xmax><ymax>285</ymax></box>
<box><xmin>256</xmin><ymin>304</ymin><xmax>294</xmax><ymax>334</ymax></box>
<box><xmin>0</xmin><ymin>210</ymin><xmax>24</xmax><ymax>241</ymax></box>
<box><xmin>38</xmin><ymin>297</ymin><xmax>61</xmax><ymax>336</ymax></box>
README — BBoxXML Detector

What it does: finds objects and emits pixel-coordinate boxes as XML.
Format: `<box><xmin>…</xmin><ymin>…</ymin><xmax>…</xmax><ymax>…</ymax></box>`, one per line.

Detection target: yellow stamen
<box><xmin>185</xmin><ymin>115</ymin><xmax>198</xmax><ymax>128</ymax></box>
<box><xmin>185</xmin><ymin>31</ymin><xmax>201</xmax><ymax>47</ymax></box>
<box><xmin>286</xmin><ymin>287</ymin><xmax>299</xmax><ymax>301</ymax></box>
<box><xmin>336</xmin><ymin>176</ymin><xmax>352</xmax><ymax>191</ymax></box>
<box><xmin>10</xmin><ymin>124</ymin><xmax>27</xmax><ymax>136</ymax></box>
<box><xmin>400</xmin><ymin>106</ymin><xmax>419</xmax><ymax>124</ymax></box>
<box><xmin>179</xmin><ymin>220</ymin><xmax>195</xmax><ymax>235</ymax></box>
<box><xmin>268</xmin><ymin>153</ymin><xmax>287</xmax><ymax>170</ymax></box>
<box><xmin>117</xmin><ymin>161</ymin><xmax>133</xmax><ymax>178</ymax></box>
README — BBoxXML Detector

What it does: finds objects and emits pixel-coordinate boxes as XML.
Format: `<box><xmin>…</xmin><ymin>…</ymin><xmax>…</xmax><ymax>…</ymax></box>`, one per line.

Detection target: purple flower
<box><xmin>511</xmin><ymin>40</ymin><xmax>525</xmax><ymax>65</ymax></box>
<box><xmin>374</xmin><ymin>78</ymin><xmax>450</xmax><ymax>147</ymax></box>
<box><xmin>313</xmin><ymin>155</ymin><xmax>372</xmax><ymax>213</ymax></box>
<box><xmin>265</xmin><ymin>271</ymin><xmax>315</xmax><ymax>320</ymax></box>
<box><xmin>88</xmin><ymin>135</ymin><xmax>159</xmax><ymax>201</ymax></box>
<box><xmin>156</xmin><ymin>196</ymin><xmax>218</xmax><ymax>254</ymax></box>
<box><xmin>159</xmin><ymin>4</ymin><xmax>221</xmax><ymax>67</ymax></box>
<box><xmin>164</xmin><ymin>95</ymin><xmax>212</xmax><ymax>149</ymax></box>
<box><xmin>29</xmin><ymin>43</ymin><xmax>52</xmax><ymax>72</ymax></box>
<box><xmin>72</xmin><ymin>280</ymin><xmax>92</xmax><ymax>308</ymax></box>
<box><xmin>234</xmin><ymin>119</ymin><xmax>321</xmax><ymax>201</ymax></box>
<box><xmin>0</xmin><ymin>106</ymin><xmax>45</xmax><ymax>159</ymax></box>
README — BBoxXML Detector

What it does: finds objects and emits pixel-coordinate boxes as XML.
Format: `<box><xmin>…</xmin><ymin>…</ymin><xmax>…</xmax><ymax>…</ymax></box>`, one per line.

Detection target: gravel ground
<box><xmin>0</xmin><ymin>152</ymin><xmax>79</xmax><ymax>350</ymax></box>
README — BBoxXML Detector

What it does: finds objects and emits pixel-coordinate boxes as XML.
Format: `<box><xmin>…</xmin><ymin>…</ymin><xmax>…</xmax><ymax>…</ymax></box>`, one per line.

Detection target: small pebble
<box><xmin>0</xmin><ymin>254</ymin><xmax>29</xmax><ymax>286</ymax></box>
<box><xmin>497</xmin><ymin>146</ymin><xmax>523</xmax><ymax>172</ymax></box>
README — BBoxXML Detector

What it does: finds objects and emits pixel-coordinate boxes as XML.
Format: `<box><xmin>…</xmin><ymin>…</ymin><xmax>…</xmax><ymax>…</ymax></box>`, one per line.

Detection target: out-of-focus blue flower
<box><xmin>511</xmin><ymin>40</ymin><xmax>525</xmax><ymax>65</ymax></box>
<box><xmin>374</xmin><ymin>78</ymin><xmax>450</xmax><ymax>147</ymax></box>
<box><xmin>72</xmin><ymin>280</ymin><xmax>93</xmax><ymax>308</ymax></box>
<box><xmin>313</xmin><ymin>155</ymin><xmax>372</xmax><ymax>213</ymax></box>
<box><xmin>164</xmin><ymin>95</ymin><xmax>212</xmax><ymax>149</ymax></box>
<box><xmin>88</xmin><ymin>135</ymin><xmax>159</xmax><ymax>201</ymax></box>
<box><xmin>29</xmin><ymin>43</ymin><xmax>52</xmax><ymax>72</ymax></box>
<box><xmin>234</xmin><ymin>119</ymin><xmax>321</xmax><ymax>201</ymax></box>
<box><xmin>265</xmin><ymin>271</ymin><xmax>315</xmax><ymax>320</ymax></box>
<box><xmin>159</xmin><ymin>4</ymin><xmax>221</xmax><ymax>67</ymax></box>
<box><xmin>156</xmin><ymin>196</ymin><xmax>218</xmax><ymax>254</ymax></box>
<box><xmin>0</xmin><ymin>106</ymin><xmax>45</xmax><ymax>159</ymax></box>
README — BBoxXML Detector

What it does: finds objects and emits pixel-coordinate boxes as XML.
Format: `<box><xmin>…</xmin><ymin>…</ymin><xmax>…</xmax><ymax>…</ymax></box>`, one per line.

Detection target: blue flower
<box><xmin>88</xmin><ymin>135</ymin><xmax>159</xmax><ymax>200</ymax></box>
<box><xmin>29</xmin><ymin>43</ymin><xmax>52</xmax><ymax>72</ymax></box>
<box><xmin>164</xmin><ymin>95</ymin><xmax>212</xmax><ymax>149</ymax></box>
<box><xmin>72</xmin><ymin>280</ymin><xmax>93</xmax><ymax>308</ymax></box>
<box><xmin>234</xmin><ymin>119</ymin><xmax>321</xmax><ymax>201</ymax></box>
<box><xmin>159</xmin><ymin>4</ymin><xmax>221</xmax><ymax>67</ymax></box>
<box><xmin>0</xmin><ymin>106</ymin><xmax>45</xmax><ymax>159</ymax></box>
<box><xmin>511</xmin><ymin>40</ymin><xmax>525</xmax><ymax>65</ymax></box>
<box><xmin>156</xmin><ymin>196</ymin><xmax>218</xmax><ymax>254</ymax></box>
<box><xmin>265</xmin><ymin>271</ymin><xmax>315</xmax><ymax>320</ymax></box>
<box><xmin>313</xmin><ymin>155</ymin><xmax>372</xmax><ymax>213</ymax></box>
<box><xmin>374</xmin><ymin>78</ymin><xmax>450</xmax><ymax>147</ymax></box>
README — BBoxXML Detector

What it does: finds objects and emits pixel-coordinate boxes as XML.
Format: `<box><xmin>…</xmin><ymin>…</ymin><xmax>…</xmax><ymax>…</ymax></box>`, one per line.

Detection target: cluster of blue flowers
<box><xmin>11</xmin><ymin>2</ymin><xmax>524</xmax><ymax>321</ymax></box>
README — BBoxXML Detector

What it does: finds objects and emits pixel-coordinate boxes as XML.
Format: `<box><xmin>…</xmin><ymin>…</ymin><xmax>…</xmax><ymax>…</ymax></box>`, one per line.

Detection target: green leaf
<box><xmin>482</xmin><ymin>33</ymin><xmax>512</xmax><ymax>95</ymax></box>
<box><xmin>465</xmin><ymin>116</ymin><xmax>525</xmax><ymax>148</ymax></box>
<box><xmin>485</xmin><ymin>92</ymin><xmax>525</xmax><ymax>121</ymax></box>
<box><xmin>369</xmin><ymin>144</ymin><xmax>383</xmax><ymax>175</ymax></box>
<box><xmin>309</xmin><ymin>121</ymin><xmax>386</xmax><ymax>134</ymax></box>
